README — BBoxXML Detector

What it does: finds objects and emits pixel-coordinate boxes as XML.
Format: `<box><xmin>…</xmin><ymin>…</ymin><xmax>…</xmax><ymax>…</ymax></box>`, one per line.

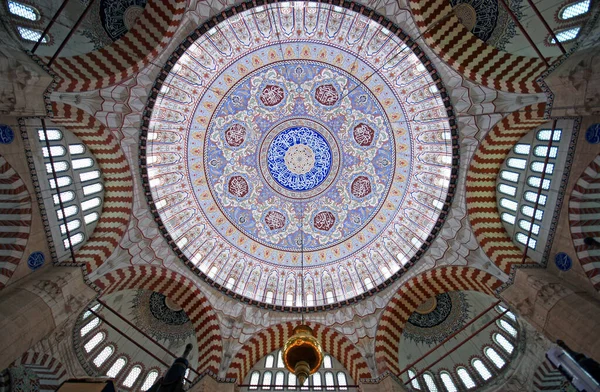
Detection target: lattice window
<box><xmin>84</xmin><ymin>332</ymin><xmax>105</xmax><ymax>353</ymax></box>
<box><xmin>93</xmin><ymin>346</ymin><xmax>113</xmax><ymax>367</ymax></box>
<box><xmin>456</xmin><ymin>368</ymin><xmax>475</xmax><ymax>389</ymax></box>
<box><xmin>16</xmin><ymin>26</ymin><xmax>47</xmax><ymax>43</ymax></box>
<box><xmin>485</xmin><ymin>347</ymin><xmax>506</xmax><ymax>369</ymax></box>
<box><xmin>141</xmin><ymin>370</ymin><xmax>159</xmax><ymax>391</ymax></box>
<box><xmin>106</xmin><ymin>358</ymin><xmax>127</xmax><ymax>378</ymax></box>
<box><xmin>423</xmin><ymin>373</ymin><xmax>438</xmax><ymax>392</ymax></box>
<box><xmin>560</xmin><ymin>0</ymin><xmax>590</xmax><ymax>19</ymax></box>
<box><xmin>550</xmin><ymin>26</ymin><xmax>581</xmax><ymax>43</ymax></box>
<box><xmin>123</xmin><ymin>366</ymin><xmax>142</xmax><ymax>387</ymax></box>
<box><xmin>80</xmin><ymin>317</ymin><xmax>100</xmax><ymax>336</ymax></box>
<box><xmin>498</xmin><ymin>320</ymin><xmax>518</xmax><ymax>337</ymax></box>
<box><xmin>408</xmin><ymin>369</ymin><xmax>422</xmax><ymax>390</ymax></box>
<box><xmin>8</xmin><ymin>1</ymin><xmax>39</xmax><ymax>20</ymax></box>
<box><xmin>35</xmin><ymin>127</ymin><xmax>104</xmax><ymax>259</ymax></box>
<box><xmin>494</xmin><ymin>333</ymin><xmax>515</xmax><ymax>354</ymax></box>
<box><xmin>440</xmin><ymin>372</ymin><xmax>457</xmax><ymax>392</ymax></box>
<box><xmin>472</xmin><ymin>359</ymin><xmax>492</xmax><ymax>380</ymax></box>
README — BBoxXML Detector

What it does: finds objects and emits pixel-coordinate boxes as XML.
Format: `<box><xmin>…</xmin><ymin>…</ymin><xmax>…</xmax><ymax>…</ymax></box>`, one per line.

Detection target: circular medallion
<box><xmin>409</xmin><ymin>293</ymin><xmax>453</xmax><ymax>328</ymax></box>
<box><xmin>0</xmin><ymin>124</ymin><xmax>14</xmax><ymax>144</ymax></box>
<box><xmin>142</xmin><ymin>1</ymin><xmax>457</xmax><ymax>307</ymax></box>
<box><xmin>100</xmin><ymin>0</ymin><xmax>147</xmax><ymax>41</ymax></box>
<box><xmin>149</xmin><ymin>292</ymin><xmax>190</xmax><ymax>326</ymax></box>
<box><xmin>554</xmin><ymin>252</ymin><xmax>573</xmax><ymax>271</ymax></box>
<box><xmin>585</xmin><ymin>123</ymin><xmax>600</xmax><ymax>144</ymax></box>
<box><xmin>267</xmin><ymin>126</ymin><xmax>332</xmax><ymax>191</ymax></box>
<box><xmin>27</xmin><ymin>252</ymin><xmax>45</xmax><ymax>271</ymax></box>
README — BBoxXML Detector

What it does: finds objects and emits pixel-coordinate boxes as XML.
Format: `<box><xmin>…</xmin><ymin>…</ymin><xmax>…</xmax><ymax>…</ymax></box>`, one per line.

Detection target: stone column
<box><xmin>501</xmin><ymin>268</ymin><xmax>600</xmax><ymax>362</ymax></box>
<box><xmin>0</xmin><ymin>265</ymin><xmax>96</xmax><ymax>369</ymax></box>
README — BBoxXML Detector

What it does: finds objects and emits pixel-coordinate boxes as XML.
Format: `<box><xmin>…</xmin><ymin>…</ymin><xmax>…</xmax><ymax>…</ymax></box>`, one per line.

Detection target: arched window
<box><xmin>323</xmin><ymin>355</ymin><xmax>333</xmax><ymax>369</ymax></box>
<box><xmin>275</xmin><ymin>371</ymin><xmax>285</xmax><ymax>390</ymax></box>
<box><xmin>123</xmin><ymin>365</ymin><xmax>142</xmax><ymax>387</ymax></box>
<box><xmin>494</xmin><ymin>333</ymin><xmax>515</xmax><ymax>354</ymax></box>
<box><xmin>16</xmin><ymin>26</ymin><xmax>47</xmax><ymax>43</ymax></box>
<box><xmin>325</xmin><ymin>291</ymin><xmax>334</xmax><ymax>304</ymax></box>
<box><xmin>289</xmin><ymin>373</ymin><xmax>297</xmax><ymax>389</ymax></box>
<box><xmin>249</xmin><ymin>371</ymin><xmax>261</xmax><ymax>390</ymax></box>
<box><xmin>456</xmin><ymin>367</ymin><xmax>475</xmax><ymax>389</ymax></box>
<box><xmin>83</xmin><ymin>303</ymin><xmax>101</xmax><ymax>319</ymax></box>
<box><xmin>408</xmin><ymin>369</ymin><xmax>422</xmax><ymax>390</ymax></box>
<box><xmin>265</xmin><ymin>291</ymin><xmax>274</xmax><ymax>303</ymax></box>
<box><xmin>36</xmin><ymin>127</ymin><xmax>104</xmax><ymax>258</ymax></box>
<box><xmin>550</xmin><ymin>26</ymin><xmax>581</xmax><ymax>43</ymax></box>
<box><xmin>84</xmin><ymin>332</ymin><xmax>105</xmax><ymax>353</ymax></box>
<box><xmin>497</xmin><ymin>125</ymin><xmax>568</xmax><ymax>258</ymax></box>
<box><xmin>93</xmin><ymin>346</ymin><xmax>114</xmax><ymax>367</ymax></box>
<box><xmin>8</xmin><ymin>2</ymin><xmax>40</xmax><ymax>21</ymax></box>
<box><xmin>312</xmin><ymin>372</ymin><xmax>322</xmax><ymax>391</ymax></box>
<box><xmin>141</xmin><ymin>370</ymin><xmax>159</xmax><ymax>391</ymax></box>
<box><xmin>498</xmin><ymin>320</ymin><xmax>518</xmax><ymax>337</ymax></box>
<box><xmin>81</xmin><ymin>317</ymin><xmax>100</xmax><ymax>336</ymax></box>
<box><xmin>485</xmin><ymin>347</ymin><xmax>506</xmax><ymax>369</ymax></box>
<box><xmin>265</xmin><ymin>354</ymin><xmax>275</xmax><ymax>368</ymax></box>
<box><xmin>277</xmin><ymin>351</ymin><xmax>284</xmax><ymax>368</ymax></box>
<box><xmin>106</xmin><ymin>357</ymin><xmax>127</xmax><ymax>378</ymax></box>
<box><xmin>261</xmin><ymin>371</ymin><xmax>272</xmax><ymax>390</ymax></box>
<box><xmin>325</xmin><ymin>371</ymin><xmax>335</xmax><ymax>391</ymax></box>
<box><xmin>423</xmin><ymin>373</ymin><xmax>438</xmax><ymax>392</ymax></box>
<box><xmin>440</xmin><ymin>372</ymin><xmax>457</xmax><ymax>392</ymax></box>
<box><xmin>472</xmin><ymin>359</ymin><xmax>492</xmax><ymax>380</ymax></box>
<box><xmin>337</xmin><ymin>372</ymin><xmax>347</xmax><ymax>391</ymax></box>
<box><xmin>559</xmin><ymin>0</ymin><xmax>590</xmax><ymax>19</ymax></box>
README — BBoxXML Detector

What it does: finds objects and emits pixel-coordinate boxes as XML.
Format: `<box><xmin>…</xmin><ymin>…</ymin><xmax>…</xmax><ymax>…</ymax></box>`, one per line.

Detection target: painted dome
<box><xmin>142</xmin><ymin>1</ymin><xmax>457</xmax><ymax>308</ymax></box>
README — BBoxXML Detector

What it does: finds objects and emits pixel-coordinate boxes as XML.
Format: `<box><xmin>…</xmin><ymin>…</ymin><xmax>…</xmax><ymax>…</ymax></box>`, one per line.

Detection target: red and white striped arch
<box><xmin>47</xmin><ymin>0</ymin><xmax>186</xmax><ymax>92</ymax></box>
<box><xmin>374</xmin><ymin>266</ymin><xmax>503</xmax><ymax>375</ymax></box>
<box><xmin>93</xmin><ymin>265</ymin><xmax>222</xmax><ymax>374</ymax></box>
<box><xmin>408</xmin><ymin>0</ymin><xmax>550</xmax><ymax>93</ymax></box>
<box><xmin>0</xmin><ymin>155</ymin><xmax>32</xmax><ymax>290</ymax></box>
<box><xmin>51</xmin><ymin>102</ymin><xmax>133</xmax><ymax>273</ymax></box>
<box><xmin>569</xmin><ymin>154</ymin><xmax>600</xmax><ymax>291</ymax></box>
<box><xmin>466</xmin><ymin>103</ymin><xmax>547</xmax><ymax>273</ymax></box>
<box><xmin>8</xmin><ymin>351</ymin><xmax>67</xmax><ymax>392</ymax></box>
<box><xmin>226</xmin><ymin>321</ymin><xmax>372</xmax><ymax>383</ymax></box>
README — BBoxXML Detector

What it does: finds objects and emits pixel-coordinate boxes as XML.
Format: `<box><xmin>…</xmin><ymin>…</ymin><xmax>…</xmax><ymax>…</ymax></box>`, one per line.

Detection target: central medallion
<box><xmin>266</xmin><ymin>125</ymin><xmax>333</xmax><ymax>193</ymax></box>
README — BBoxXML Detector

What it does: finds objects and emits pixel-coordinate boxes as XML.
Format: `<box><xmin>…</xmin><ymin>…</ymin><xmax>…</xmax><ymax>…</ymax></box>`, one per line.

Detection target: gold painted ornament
<box><xmin>282</xmin><ymin>325</ymin><xmax>324</xmax><ymax>385</ymax></box>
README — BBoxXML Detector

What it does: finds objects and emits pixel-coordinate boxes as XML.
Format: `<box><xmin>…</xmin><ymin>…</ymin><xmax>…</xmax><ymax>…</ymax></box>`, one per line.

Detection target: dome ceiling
<box><xmin>141</xmin><ymin>1</ymin><xmax>457</xmax><ymax>308</ymax></box>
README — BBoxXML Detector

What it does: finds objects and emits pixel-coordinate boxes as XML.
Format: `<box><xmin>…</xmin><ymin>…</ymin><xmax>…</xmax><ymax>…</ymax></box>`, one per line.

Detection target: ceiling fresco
<box><xmin>142</xmin><ymin>1</ymin><xmax>457</xmax><ymax>308</ymax></box>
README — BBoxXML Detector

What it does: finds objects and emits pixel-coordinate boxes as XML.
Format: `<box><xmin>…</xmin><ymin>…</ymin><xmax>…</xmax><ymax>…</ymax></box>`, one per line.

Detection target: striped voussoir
<box><xmin>47</xmin><ymin>0</ymin><xmax>186</xmax><ymax>92</ymax></box>
<box><xmin>466</xmin><ymin>103</ymin><xmax>547</xmax><ymax>273</ymax></box>
<box><xmin>93</xmin><ymin>265</ymin><xmax>222</xmax><ymax>374</ymax></box>
<box><xmin>533</xmin><ymin>359</ymin><xmax>570</xmax><ymax>391</ymax></box>
<box><xmin>569</xmin><ymin>154</ymin><xmax>600</xmax><ymax>291</ymax></box>
<box><xmin>9</xmin><ymin>351</ymin><xmax>67</xmax><ymax>392</ymax></box>
<box><xmin>409</xmin><ymin>0</ymin><xmax>547</xmax><ymax>93</ymax></box>
<box><xmin>374</xmin><ymin>266</ymin><xmax>502</xmax><ymax>375</ymax></box>
<box><xmin>226</xmin><ymin>321</ymin><xmax>372</xmax><ymax>383</ymax></box>
<box><xmin>51</xmin><ymin>102</ymin><xmax>132</xmax><ymax>273</ymax></box>
<box><xmin>0</xmin><ymin>156</ymin><xmax>32</xmax><ymax>290</ymax></box>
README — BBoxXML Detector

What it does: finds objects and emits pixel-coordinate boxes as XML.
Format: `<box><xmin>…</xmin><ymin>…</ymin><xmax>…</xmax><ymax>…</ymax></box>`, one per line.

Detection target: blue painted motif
<box><xmin>27</xmin><ymin>252</ymin><xmax>45</xmax><ymax>271</ymax></box>
<box><xmin>585</xmin><ymin>123</ymin><xmax>600</xmax><ymax>144</ymax></box>
<box><xmin>554</xmin><ymin>252</ymin><xmax>572</xmax><ymax>271</ymax></box>
<box><xmin>0</xmin><ymin>124</ymin><xmax>14</xmax><ymax>144</ymax></box>
<box><xmin>267</xmin><ymin>126</ymin><xmax>332</xmax><ymax>191</ymax></box>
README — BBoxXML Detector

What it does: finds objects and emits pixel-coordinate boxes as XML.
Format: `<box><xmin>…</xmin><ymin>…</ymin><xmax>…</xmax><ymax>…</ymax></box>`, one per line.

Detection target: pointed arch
<box><xmin>466</xmin><ymin>103</ymin><xmax>547</xmax><ymax>273</ymax></box>
<box><xmin>0</xmin><ymin>155</ymin><xmax>32</xmax><ymax>290</ymax></box>
<box><xmin>375</xmin><ymin>266</ymin><xmax>503</xmax><ymax>374</ymax></box>
<box><xmin>93</xmin><ymin>265</ymin><xmax>222</xmax><ymax>374</ymax></box>
<box><xmin>46</xmin><ymin>0</ymin><xmax>187</xmax><ymax>92</ymax></box>
<box><xmin>408</xmin><ymin>0</ymin><xmax>551</xmax><ymax>93</ymax></box>
<box><xmin>226</xmin><ymin>322</ymin><xmax>372</xmax><ymax>384</ymax></box>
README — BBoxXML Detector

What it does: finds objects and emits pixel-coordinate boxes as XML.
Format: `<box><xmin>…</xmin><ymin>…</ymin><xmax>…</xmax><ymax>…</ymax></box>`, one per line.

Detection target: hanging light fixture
<box><xmin>281</xmin><ymin>211</ymin><xmax>324</xmax><ymax>385</ymax></box>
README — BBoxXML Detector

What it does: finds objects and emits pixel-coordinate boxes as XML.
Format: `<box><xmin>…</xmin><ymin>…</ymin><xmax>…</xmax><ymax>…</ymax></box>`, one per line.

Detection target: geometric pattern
<box><xmin>226</xmin><ymin>321</ymin><xmax>372</xmax><ymax>383</ymax></box>
<box><xmin>92</xmin><ymin>265</ymin><xmax>222</xmax><ymax>374</ymax></box>
<box><xmin>50</xmin><ymin>103</ymin><xmax>133</xmax><ymax>273</ymax></box>
<box><xmin>569</xmin><ymin>154</ymin><xmax>600</xmax><ymax>291</ymax></box>
<box><xmin>532</xmin><ymin>359</ymin><xmax>574</xmax><ymax>391</ymax></box>
<box><xmin>409</xmin><ymin>0</ymin><xmax>549</xmax><ymax>93</ymax></box>
<box><xmin>46</xmin><ymin>0</ymin><xmax>186</xmax><ymax>92</ymax></box>
<box><xmin>466</xmin><ymin>103</ymin><xmax>547</xmax><ymax>273</ymax></box>
<box><xmin>374</xmin><ymin>266</ymin><xmax>502</xmax><ymax>375</ymax></box>
<box><xmin>4</xmin><ymin>351</ymin><xmax>67</xmax><ymax>392</ymax></box>
<box><xmin>0</xmin><ymin>155</ymin><xmax>32</xmax><ymax>290</ymax></box>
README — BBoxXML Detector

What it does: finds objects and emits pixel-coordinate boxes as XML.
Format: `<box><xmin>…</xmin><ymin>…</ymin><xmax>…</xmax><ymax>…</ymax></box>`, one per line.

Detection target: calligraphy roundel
<box><xmin>142</xmin><ymin>1</ymin><xmax>457</xmax><ymax>307</ymax></box>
